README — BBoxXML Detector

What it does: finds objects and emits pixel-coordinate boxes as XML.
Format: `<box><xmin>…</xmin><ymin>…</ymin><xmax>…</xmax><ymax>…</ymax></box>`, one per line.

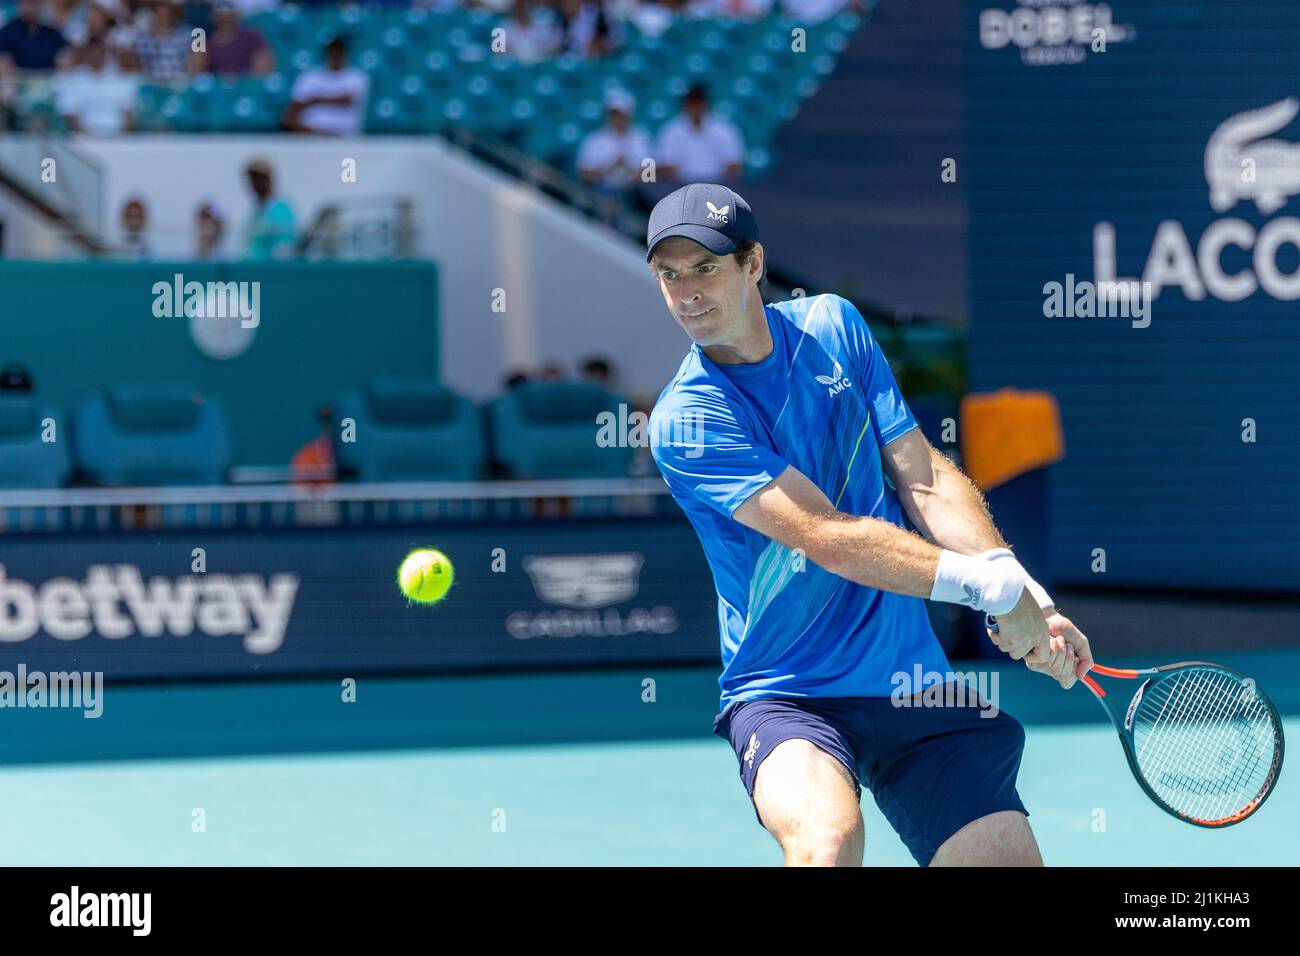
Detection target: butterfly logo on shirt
<box><xmin>815</xmin><ymin>361</ymin><xmax>853</xmax><ymax>398</ymax></box>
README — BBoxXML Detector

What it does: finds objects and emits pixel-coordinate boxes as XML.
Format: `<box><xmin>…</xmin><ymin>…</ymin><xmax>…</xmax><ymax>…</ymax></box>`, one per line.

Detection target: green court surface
<box><xmin>2</xmin><ymin>650</ymin><xmax>1296</xmax><ymax>866</ymax></box>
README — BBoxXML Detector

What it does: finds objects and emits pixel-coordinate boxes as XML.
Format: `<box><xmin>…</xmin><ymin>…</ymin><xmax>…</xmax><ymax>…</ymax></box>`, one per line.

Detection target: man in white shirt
<box><xmin>282</xmin><ymin>35</ymin><xmax>369</xmax><ymax>137</ymax></box>
<box><xmin>502</xmin><ymin>0</ymin><xmax>562</xmax><ymax>64</ymax></box>
<box><xmin>654</xmin><ymin>84</ymin><xmax>744</xmax><ymax>184</ymax></box>
<box><xmin>56</xmin><ymin>40</ymin><xmax>137</xmax><ymax>136</ymax></box>
<box><xmin>578</xmin><ymin>88</ymin><xmax>651</xmax><ymax>190</ymax></box>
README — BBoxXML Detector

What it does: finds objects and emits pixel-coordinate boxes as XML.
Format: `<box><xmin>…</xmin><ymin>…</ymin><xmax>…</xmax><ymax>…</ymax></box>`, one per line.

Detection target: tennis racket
<box><xmin>987</xmin><ymin>615</ymin><xmax>1285</xmax><ymax>828</ymax></box>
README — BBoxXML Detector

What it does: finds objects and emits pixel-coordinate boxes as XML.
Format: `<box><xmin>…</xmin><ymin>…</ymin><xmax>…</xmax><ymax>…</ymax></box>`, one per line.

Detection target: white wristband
<box><xmin>1024</xmin><ymin>576</ymin><xmax>1056</xmax><ymax>612</ymax></box>
<box><xmin>930</xmin><ymin>548</ymin><xmax>1027</xmax><ymax>616</ymax></box>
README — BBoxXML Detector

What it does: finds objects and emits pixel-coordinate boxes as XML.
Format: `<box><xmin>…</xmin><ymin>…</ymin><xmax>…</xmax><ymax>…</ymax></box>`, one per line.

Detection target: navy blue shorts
<box><xmin>714</xmin><ymin>687</ymin><xmax>1029</xmax><ymax>866</ymax></box>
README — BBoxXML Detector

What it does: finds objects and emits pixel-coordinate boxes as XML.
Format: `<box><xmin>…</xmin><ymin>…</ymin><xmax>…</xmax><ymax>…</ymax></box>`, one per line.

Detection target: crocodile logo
<box><xmin>1206</xmin><ymin>97</ymin><xmax>1300</xmax><ymax>215</ymax></box>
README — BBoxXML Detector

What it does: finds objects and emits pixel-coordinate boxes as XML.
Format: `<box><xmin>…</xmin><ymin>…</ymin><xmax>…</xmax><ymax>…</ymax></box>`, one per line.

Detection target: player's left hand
<box><xmin>1023</xmin><ymin>612</ymin><xmax>1094</xmax><ymax>688</ymax></box>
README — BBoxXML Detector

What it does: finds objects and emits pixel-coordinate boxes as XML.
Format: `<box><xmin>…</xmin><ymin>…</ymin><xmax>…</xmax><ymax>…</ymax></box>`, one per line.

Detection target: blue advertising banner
<box><xmin>966</xmin><ymin>0</ymin><xmax>1300</xmax><ymax>590</ymax></box>
<box><xmin>0</xmin><ymin>518</ymin><xmax>720</xmax><ymax>679</ymax></box>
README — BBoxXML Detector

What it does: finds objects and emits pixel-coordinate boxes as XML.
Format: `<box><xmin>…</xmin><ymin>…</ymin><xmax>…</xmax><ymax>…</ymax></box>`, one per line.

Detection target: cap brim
<box><xmin>646</xmin><ymin>223</ymin><xmax>738</xmax><ymax>262</ymax></box>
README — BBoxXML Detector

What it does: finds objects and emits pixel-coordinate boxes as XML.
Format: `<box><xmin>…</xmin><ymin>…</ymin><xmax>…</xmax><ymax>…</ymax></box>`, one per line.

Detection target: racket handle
<box><xmin>986</xmin><ymin>613</ymin><xmax>1099</xmax><ymax>692</ymax></box>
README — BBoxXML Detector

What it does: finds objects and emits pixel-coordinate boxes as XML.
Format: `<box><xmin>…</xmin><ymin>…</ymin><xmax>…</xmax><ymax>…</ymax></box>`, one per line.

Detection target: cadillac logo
<box><xmin>521</xmin><ymin>553</ymin><xmax>644</xmax><ymax>609</ymax></box>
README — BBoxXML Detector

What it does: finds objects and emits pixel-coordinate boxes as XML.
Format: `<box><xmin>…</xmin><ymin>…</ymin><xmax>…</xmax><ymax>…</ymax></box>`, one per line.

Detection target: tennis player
<box><xmin>646</xmin><ymin>183</ymin><xmax>1094</xmax><ymax>867</ymax></box>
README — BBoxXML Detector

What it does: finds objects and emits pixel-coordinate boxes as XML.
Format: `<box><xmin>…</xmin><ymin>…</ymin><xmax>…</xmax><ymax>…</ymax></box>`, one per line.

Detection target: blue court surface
<box><xmin>2</xmin><ymin>649</ymin><xmax>1295</xmax><ymax>866</ymax></box>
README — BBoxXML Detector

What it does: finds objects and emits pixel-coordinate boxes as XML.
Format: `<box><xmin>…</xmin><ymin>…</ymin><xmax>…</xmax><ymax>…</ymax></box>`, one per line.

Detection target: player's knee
<box><xmin>780</xmin><ymin>815</ymin><xmax>863</xmax><ymax>867</ymax></box>
<box><xmin>930</xmin><ymin>810</ymin><xmax>1040</xmax><ymax>867</ymax></box>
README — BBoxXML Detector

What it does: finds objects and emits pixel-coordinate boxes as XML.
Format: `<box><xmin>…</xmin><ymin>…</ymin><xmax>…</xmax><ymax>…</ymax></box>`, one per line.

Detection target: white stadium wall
<box><xmin>0</xmin><ymin>189</ymin><xmax>73</xmax><ymax>259</ymax></box>
<box><xmin>67</xmin><ymin>135</ymin><xmax>688</xmax><ymax>404</ymax></box>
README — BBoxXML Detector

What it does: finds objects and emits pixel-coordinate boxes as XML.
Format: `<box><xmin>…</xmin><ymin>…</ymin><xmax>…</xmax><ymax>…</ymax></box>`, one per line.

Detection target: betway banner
<box><xmin>0</xmin><ymin>520</ymin><xmax>719</xmax><ymax>679</ymax></box>
<box><xmin>966</xmin><ymin>1</ymin><xmax>1300</xmax><ymax>590</ymax></box>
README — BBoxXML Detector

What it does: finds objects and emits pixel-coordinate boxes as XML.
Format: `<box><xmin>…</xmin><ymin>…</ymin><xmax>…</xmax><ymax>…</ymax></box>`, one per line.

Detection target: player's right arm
<box><xmin>733</xmin><ymin>465</ymin><xmax>940</xmax><ymax>598</ymax></box>
<box><xmin>651</xmin><ymin>389</ymin><xmax>1026</xmax><ymax>618</ymax></box>
<box><xmin>732</xmin><ymin>465</ymin><xmax>1080</xmax><ymax>687</ymax></box>
<box><xmin>731</xmin><ymin>465</ymin><xmax>1027</xmax><ymax>617</ymax></box>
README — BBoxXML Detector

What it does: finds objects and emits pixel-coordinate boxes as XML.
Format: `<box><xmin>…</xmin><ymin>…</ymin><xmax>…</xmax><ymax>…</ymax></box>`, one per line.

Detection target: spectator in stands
<box><xmin>241</xmin><ymin>157</ymin><xmax>297</xmax><ymax>259</ymax></box>
<box><xmin>501</xmin><ymin>0</ymin><xmax>561</xmax><ymax>65</ymax></box>
<box><xmin>679</xmin><ymin>0</ymin><xmax>772</xmax><ymax>17</ymax></box>
<box><xmin>0</xmin><ymin>364</ymin><xmax>34</xmax><ymax>392</ymax></box>
<box><xmin>195</xmin><ymin>0</ymin><xmax>273</xmax><ymax>75</ymax></box>
<box><xmin>781</xmin><ymin>0</ymin><xmax>856</xmax><ymax>24</ymax></box>
<box><xmin>116</xmin><ymin>196</ymin><xmax>152</xmax><ymax>259</ymax></box>
<box><xmin>134</xmin><ymin>0</ymin><xmax>193</xmax><ymax>79</ymax></box>
<box><xmin>193</xmin><ymin>197</ymin><xmax>229</xmax><ymax>260</ymax></box>
<box><xmin>0</xmin><ymin>0</ymin><xmax>68</xmax><ymax>74</ymax></box>
<box><xmin>577</xmin><ymin>87</ymin><xmax>650</xmax><ymax>222</ymax></box>
<box><xmin>503</xmin><ymin>369</ymin><xmax>529</xmax><ymax>390</ymax></box>
<box><xmin>57</xmin><ymin>38</ymin><xmax>137</xmax><ymax>135</ymax></box>
<box><xmin>291</xmin><ymin>404</ymin><xmax>337</xmax><ymax>487</ymax></box>
<box><xmin>654</xmin><ymin>83</ymin><xmax>744</xmax><ymax>184</ymax></box>
<box><xmin>49</xmin><ymin>0</ymin><xmax>86</xmax><ymax>43</ymax></box>
<box><xmin>556</xmin><ymin>0</ymin><xmax>623</xmax><ymax>59</ymax></box>
<box><xmin>540</xmin><ymin>362</ymin><xmax>565</xmax><ymax>381</ymax></box>
<box><xmin>282</xmin><ymin>35</ymin><xmax>369</xmax><ymax>136</ymax></box>
<box><xmin>579</xmin><ymin>355</ymin><xmax>615</xmax><ymax>390</ymax></box>
<box><xmin>624</xmin><ymin>0</ymin><xmax>675</xmax><ymax>38</ymax></box>
<box><xmin>120</xmin><ymin>0</ymin><xmax>153</xmax><ymax>33</ymax></box>
<box><xmin>228</xmin><ymin>0</ymin><xmax>281</xmax><ymax>15</ymax></box>
<box><xmin>59</xmin><ymin>0</ymin><xmax>137</xmax><ymax>67</ymax></box>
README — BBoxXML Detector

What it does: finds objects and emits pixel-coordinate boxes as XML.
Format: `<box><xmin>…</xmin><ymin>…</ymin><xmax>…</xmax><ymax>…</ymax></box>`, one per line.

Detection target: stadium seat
<box><xmin>0</xmin><ymin>397</ymin><xmax>71</xmax><ymax>489</ymax></box>
<box><xmin>215</xmin><ymin>82</ymin><xmax>279</xmax><ymax>132</ymax></box>
<box><xmin>333</xmin><ymin>381</ymin><xmax>485</xmax><ymax>482</ymax></box>
<box><xmin>487</xmin><ymin>382</ymin><xmax>632</xmax><ymax>479</ymax></box>
<box><xmin>73</xmin><ymin>387</ymin><xmax>232</xmax><ymax>486</ymax></box>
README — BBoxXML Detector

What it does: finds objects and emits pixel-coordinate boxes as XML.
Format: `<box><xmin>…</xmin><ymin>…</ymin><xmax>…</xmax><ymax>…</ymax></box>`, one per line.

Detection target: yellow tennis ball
<box><xmin>398</xmin><ymin>549</ymin><xmax>454</xmax><ymax>604</ymax></box>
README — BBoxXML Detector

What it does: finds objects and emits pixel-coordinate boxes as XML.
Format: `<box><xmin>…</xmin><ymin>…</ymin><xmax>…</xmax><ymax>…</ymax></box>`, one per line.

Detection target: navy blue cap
<box><xmin>646</xmin><ymin>183</ymin><xmax>759</xmax><ymax>262</ymax></box>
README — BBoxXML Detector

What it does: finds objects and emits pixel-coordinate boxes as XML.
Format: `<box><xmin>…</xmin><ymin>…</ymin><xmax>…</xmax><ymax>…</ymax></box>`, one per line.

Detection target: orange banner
<box><xmin>959</xmin><ymin>389</ymin><xmax>1064</xmax><ymax>491</ymax></box>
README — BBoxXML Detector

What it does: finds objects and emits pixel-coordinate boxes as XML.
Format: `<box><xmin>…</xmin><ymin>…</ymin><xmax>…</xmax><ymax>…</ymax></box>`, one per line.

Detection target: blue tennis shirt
<box><xmin>649</xmin><ymin>293</ymin><xmax>952</xmax><ymax>709</ymax></box>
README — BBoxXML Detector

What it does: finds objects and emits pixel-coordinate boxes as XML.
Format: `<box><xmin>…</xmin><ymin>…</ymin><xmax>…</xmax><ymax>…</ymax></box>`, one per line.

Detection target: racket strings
<box><xmin>1147</xmin><ymin>670</ymin><xmax>1271</xmax><ymax>821</ymax></box>
<box><xmin>1130</xmin><ymin>667</ymin><xmax>1278</xmax><ymax>824</ymax></box>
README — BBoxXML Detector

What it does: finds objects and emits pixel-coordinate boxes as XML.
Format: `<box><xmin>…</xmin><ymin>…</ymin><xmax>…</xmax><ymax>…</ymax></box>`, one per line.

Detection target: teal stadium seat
<box><xmin>644</xmin><ymin>97</ymin><xmax>673</xmax><ymax>126</ymax></box>
<box><xmin>289</xmin><ymin>47</ymin><xmax>316</xmax><ymax>73</ymax></box>
<box><xmin>421</xmin><ymin>49</ymin><xmax>453</xmax><ymax>101</ymax></box>
<box><xmin>576</xmin><ymin>96</ymin><xmax>603</xmax><ymax>125</ymax></box>
<box><xmin>256</xmin><ymin>4</ymin><xmax>303</xmax><ymax>47</ymax></box>
<box><xmin>257</xmin><ymin>72</ymin><xmax>291</xmax><ymax>113</ymax></box>
<box><xmin>333</xmin><ymin>381</ymin><xmax>485</xmax><ymax>482</ymax></box>
<box><xmin>355</xmin><ymin>46</ymin><xmax>383</xmax><ymax>73</ymax></box>
<box><xmin>172</xmin><ymin>79</ymin><xmax>213</xmax><ymax>132</ymax></box>
<box><xmin>396</xmin><ymin>8</ymin><xmax>435</xmax><ymax>46</ymax></box>
<box><xmin>73</xmin><ymin>387</ymin><xmax>231</xmax><ymax>486</ymax></box>
<box><xmin>0</xmin><ymin>397</ymin><xmax>71</xmax><ymax>489</ymax></box>
<box><xmin>367</xmin><ymin>73</ymin><xmax>428</xmax><ymax>132</ymax></box>
<box><xmin>439</xmin><ymin>96</ymin><xmax>471</xmax><ymax>131</ymax></box>
<box><xmin>367</xmin><ymin>96</ymin><xmax>404</xmax><ymax>133</ymax></box>
<box><xmin>745</xmin><ymin>146</ymin><xmax>772</xmax><ymax>177</ymax></box>
<box><xmin>487</xmin><ymin>382</ymin><xmax>632</xmax><ymax>479</ymax></box>
<box><xmin>215</xmin><ymin>78</ymin><xmax>279</xmax><ymax>132</ymax></box>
